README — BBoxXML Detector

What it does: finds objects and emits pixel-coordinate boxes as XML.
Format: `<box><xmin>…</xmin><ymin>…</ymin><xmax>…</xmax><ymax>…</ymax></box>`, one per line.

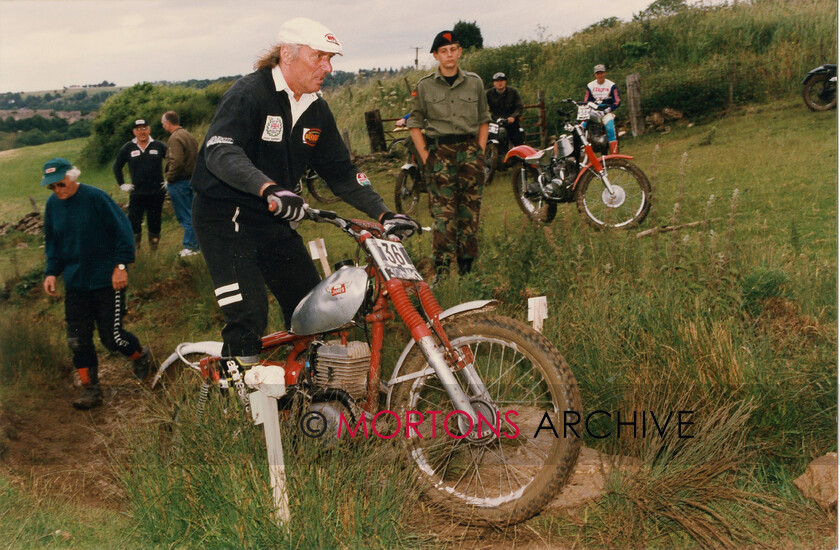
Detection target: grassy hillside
<box><xmin>0</xmin><ymin>93</ymin><xmax>835</xmax><ymax>548</ymax></box>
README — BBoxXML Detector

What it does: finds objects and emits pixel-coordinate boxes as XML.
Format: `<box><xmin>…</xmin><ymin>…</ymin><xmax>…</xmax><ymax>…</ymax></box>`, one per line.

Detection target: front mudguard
<box><xmin>383</xmin><ymin>299</ymin><xmax>497</xmax><ymax>410</ymax></box>
<box><xmin>802</xmin><ymin>65</ymin><xmax>836</xmax><ymax>85</ymax></box>
<box><xmin>150</xmin><ymin>341</ymin><xmax>223</xmax><ymax>388</ymax></box>
<box><xmin>572</xmin><ymin>153</ymin><xmax>636</xmax><ymax>188</ymax></box>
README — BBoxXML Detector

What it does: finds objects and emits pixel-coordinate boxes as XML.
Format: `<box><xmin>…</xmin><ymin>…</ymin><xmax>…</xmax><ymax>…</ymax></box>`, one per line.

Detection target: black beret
<box><xmin>430</xmin><ymin>30</ymin><xmax>458</xmax><ymax>53</ymax></box>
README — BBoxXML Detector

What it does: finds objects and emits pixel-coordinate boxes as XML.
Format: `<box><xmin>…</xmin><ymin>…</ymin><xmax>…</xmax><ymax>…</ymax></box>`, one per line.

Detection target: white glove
<box><xmin>161</xmin><ymin>181</ymin><xmax>168</xmax><ymax>191</ymax></box>
<box><xmin>120</xmin><ymin>183</ymin><xmax>134</xmax><ymax>193</ymax></box>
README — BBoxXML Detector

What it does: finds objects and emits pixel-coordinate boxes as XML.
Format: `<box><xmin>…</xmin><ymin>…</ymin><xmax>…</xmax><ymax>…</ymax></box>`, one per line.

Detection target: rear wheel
<box><xmin>391</xmin><ymin>313</ymin><xmax>582</xmax><ymax>526</ymax></box>
<box><xmin>395</xmin><ymin>167</ymin><xmax>423</xmax><ymax>215</ymax></box>
<box><xmin>803</xmin><ymin>74</ymin><xmax>837</xmax><ymax>111</ymax></box>
<box><xmin>511</xmin><ymin>163</ymin><xmax>557</xmax><ymax>223</ymax></box>
<box><xmin>575</xmin><ymin>158</ymin><xmax>651</xmax><ymax>230</ymax></box>
<box><xmin>302</xmin><ymin>166</ymin><xmax>340</xmax><ymax>204</ymax></box>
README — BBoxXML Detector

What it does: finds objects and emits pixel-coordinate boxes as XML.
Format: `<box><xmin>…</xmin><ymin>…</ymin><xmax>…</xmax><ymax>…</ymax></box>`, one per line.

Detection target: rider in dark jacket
<box><xmin>485</xmin><ymin>72</ymin><xmax>524</xmax><ymax>146</ymax></box>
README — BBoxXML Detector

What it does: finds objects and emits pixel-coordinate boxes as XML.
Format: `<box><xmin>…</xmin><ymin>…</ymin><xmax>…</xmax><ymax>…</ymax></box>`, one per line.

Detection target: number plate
<box><xmin>366</xmin><ymin>239</ymin><xmax>424</xmax><ymax>281</ymax></box>
<box><xmin>488</xmin><ymin>122</ymin><xmax>499</xmax><ymax>133</ymax></box>
<box><xmin>577</xmin><ymin>105</ymin><xmax>591</xmax><ymax>120</ymax></box>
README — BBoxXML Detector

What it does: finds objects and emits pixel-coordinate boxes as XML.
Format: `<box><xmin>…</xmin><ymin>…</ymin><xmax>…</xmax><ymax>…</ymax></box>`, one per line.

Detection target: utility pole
<box><xmin>411</xmin><ymin>46</ymin><xmax>421</xmax><ymax>70</ymax></box>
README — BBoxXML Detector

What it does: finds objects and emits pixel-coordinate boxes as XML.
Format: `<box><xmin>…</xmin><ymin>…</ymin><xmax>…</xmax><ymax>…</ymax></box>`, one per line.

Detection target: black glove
<box><xmin>264</xmin><ymin>185</ymin><xmax>306</xmax><ymax>222</ymax></box>
<box><xmin>380</xmin><ymin>212</ymin><xmax>421</xmax><ymax>239</ymax></box>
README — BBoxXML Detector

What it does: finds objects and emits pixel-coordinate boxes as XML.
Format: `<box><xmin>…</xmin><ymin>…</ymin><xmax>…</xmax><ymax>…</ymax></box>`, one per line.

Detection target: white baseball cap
<box><xmin>277</xmin><ymin>17</ymin><xmax>342</xmax><ymax>55</ymax></box>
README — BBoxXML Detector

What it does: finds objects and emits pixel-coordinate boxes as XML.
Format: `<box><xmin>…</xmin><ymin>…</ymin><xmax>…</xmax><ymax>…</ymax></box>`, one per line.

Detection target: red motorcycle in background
<box><xmin>505</xmin><ymin>99</ymin><xmax>651</xmax><ymax>229</ymax></box>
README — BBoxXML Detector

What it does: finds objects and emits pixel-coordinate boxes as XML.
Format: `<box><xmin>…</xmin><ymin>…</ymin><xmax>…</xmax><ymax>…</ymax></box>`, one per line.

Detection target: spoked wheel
<box><xmin>394</xmin><ymin>166</ymin><xmax>423</xmax><ymax>215</ymax></box>
<box><xmin>803</xmin><ymin>74</ymin><xmax>837</xmax><ymax>111</ymax></box>
<box><xmin>484</xmin><ymin>143</ymin><xmax>499</xmax><ymax>185</ymax></box>
<box><xmin>391</xmin><ymin>313</ymin><xmax>582</xmax><ymax>526</ymax></box>
<box><xmin>302</xmin><ymin>166</ymin><xmax>340</xmax><ymax>204</ymax></box>
<box><xmin>389</xmin><ymin>137</ymin><xmax>410</xmax><ymax>158</ymax></box>
<box><xmin>511</xmin><ymin>163</ymin><xmax>557</xmax><ymax>223</ymax></box>
<box><xmin>575</xmin><ymin>158</ymin><xmax>651</xmax><ymax>229</ymax></box>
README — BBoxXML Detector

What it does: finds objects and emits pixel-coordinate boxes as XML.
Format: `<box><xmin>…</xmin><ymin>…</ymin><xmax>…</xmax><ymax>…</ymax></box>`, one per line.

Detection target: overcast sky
<box><xmin>1</xmin><ymin>0</ymin><xmax>706</xmax><ymax>93</ymax></box>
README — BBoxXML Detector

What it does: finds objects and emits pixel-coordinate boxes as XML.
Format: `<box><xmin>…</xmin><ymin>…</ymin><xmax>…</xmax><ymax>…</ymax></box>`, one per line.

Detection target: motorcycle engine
<box><xmin>309</xmin><ymin>340</ymin><xmax>371</xmax><ymax>401</ymax></box>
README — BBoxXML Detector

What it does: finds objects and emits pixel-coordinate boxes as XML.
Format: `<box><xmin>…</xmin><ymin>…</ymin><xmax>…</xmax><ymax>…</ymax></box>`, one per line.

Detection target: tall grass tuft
<box><xmin>0</xmin><ymin>308</ymin><xmax>68</xmax><ymax>384</ymax></box>
<box><xmin>117</xmin><ymin>382</ymin><xmax>427</xmax><ymax>549</ymax></box>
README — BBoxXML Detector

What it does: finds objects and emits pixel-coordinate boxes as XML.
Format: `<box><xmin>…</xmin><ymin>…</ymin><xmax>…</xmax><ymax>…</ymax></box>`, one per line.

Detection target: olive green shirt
<box><xmin>407</xmin><ymin>68</ymin><xmax>491</xmax><ymax>138</ymax></box>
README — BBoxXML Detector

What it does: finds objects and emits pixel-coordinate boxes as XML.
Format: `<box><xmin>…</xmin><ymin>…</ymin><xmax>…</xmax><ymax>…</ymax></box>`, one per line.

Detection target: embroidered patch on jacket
<box><xmin>150</xmin><ymin>149</ymin><xmax>159</xmax><ymax>155</ymax></box>
<box><xmin>130</xmin><ymin>150</ymin><xmax>140</xmax><ymax>157</ymax></box>
<box><xmin>356</xmin><ymin>172</ymin><xmax>371</xmax><ymax>186</ymax></box>
<box><xmin>303</xmin><ymin>128</ymin><xmax>321</xmax><ymax>146</ymax></box>
<box><xmin>207</xmin><ymin>136</ymin><xmax>234</xmax><ymax>147</ymax></box>
<box><xmin>262</xmin><ymin>115</ymin><xmax>284</xmax><ymax>142</ymax></box>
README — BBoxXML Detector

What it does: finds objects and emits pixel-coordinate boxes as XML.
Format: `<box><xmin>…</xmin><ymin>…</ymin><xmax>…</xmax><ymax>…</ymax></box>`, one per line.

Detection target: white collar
<box><xmin>272</xmin><ymin>65</ymin><xmax>319</xmax><ymax>127</ymax></box>
<box><xmin>132</xmin><ymin>137</ymin><xmax>154</xmax><ymax>152</ymax></box>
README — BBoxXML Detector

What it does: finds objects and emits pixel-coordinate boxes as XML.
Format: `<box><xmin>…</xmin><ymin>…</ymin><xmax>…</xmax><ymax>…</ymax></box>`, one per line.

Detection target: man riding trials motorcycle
<box><xmin>583</xmin><ymin>64</ymin><xmax>621</xmax><ymax>154</ymax></box>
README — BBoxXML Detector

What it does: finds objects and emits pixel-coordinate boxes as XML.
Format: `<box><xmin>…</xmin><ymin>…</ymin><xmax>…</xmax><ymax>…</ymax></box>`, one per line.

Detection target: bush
<box><xmin>82</xmin><ymin>82</ymin><xmax>223</xmax><ymax>165</ymax></box>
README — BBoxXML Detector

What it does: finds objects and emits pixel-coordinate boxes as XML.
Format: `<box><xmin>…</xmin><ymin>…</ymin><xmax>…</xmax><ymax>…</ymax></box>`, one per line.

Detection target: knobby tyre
<box><xmin>484</xmin><ymin>143</ymin><xmax>499</xmax><ymax>185</ymax></box>
<box><xmin>394</xmin><ymin>167</ymin><xmax>422</xmax><ymax>215</ymax></box>
<box><xmin>391</xmin><ymin>313</ymin><xmax>582</xmax><ymax>526</ymax></box>
<box><xmin>803</xmin><ymin>74</ymin><xmax>837</xmax><ymax>111</ymax></box>
<box><xmin>575</xmin><ymin>158</ymin><xmax>651</xmax><ymax>230</ymax></box>
<box><xmin>303</xmin><ymin>167</ymin><xmax>341</xmax><ymax>204</ymax></box>
<box><xmin>511</xmin><ymin>163</ymin><xmax>557</xmax><ymax>224</ymax></box>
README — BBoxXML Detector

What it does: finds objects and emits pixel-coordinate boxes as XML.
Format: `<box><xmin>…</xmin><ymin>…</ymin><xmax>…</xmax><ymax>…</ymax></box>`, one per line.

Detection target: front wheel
<box><xmin>302</xmin><ymin>167</ymin><xmax>341</xmax><ymax>204</ymax></box>
<box><xmin>575</xmin><ymin>158</ymin><xmax>651</xmax><ymax>230</ymax></box>
<box><xmin>391</xmin><ymin>313</ymin><xmax>582</xmax><ymax>526</ymax></box>
<box><xmin>394</xmin><ymin>167</ymin><xmax>423</xmax><ymax>215</ymax></box>
<box><xmin>511</xmin><ymin>163</ymin><xmax>557</xmax><ymax>224</ymax></box>
<box><xmin>803</xmin><ymin>74</ymin><xmax>837</xmax><ymax>111</ymax></box>
<box><xmin>484</xmin><ymin>143</ymin><xmax>499</xmax><ymax>185</ymax></box>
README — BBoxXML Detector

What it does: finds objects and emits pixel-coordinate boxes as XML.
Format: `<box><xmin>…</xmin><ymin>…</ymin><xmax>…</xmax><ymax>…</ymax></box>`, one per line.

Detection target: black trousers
<box><xmin>65</xmin><ymin>287</ymin><xmax>143</xmax><ymax>381</ymax></box>
<box><xmin>505</xmin><ymin>119</ymin><xmax>524</xmax><ymax>147</ymax></box>
<box><xmin>128</xmin><ymin>193</ymin><xmax>165</xmax><ymax>239</ymax></box>
<box><xmin>192</xmin><ymin>195</ymin><xmax>321</xmax><ymax>357</ymax></box>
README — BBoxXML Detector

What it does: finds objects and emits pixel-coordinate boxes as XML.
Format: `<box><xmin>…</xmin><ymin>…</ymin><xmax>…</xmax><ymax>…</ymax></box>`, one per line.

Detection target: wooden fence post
<box><xmin>626</xmin><ymin>73</ymin><xmax>645</xmax><ymax>137</ymax></box>
<box><xmin>341</xmin><ymin>128</ymin><xmax>353</xmax><ymax>157</ymax></box>
<box><xmin>537</xmin><ymin>90</ymin><xmax>547</xmax><ymax>147</ymax></box>
<box><xmin>364</xmin><ymin>109</ymin><xmax>387</xmax><ymax>153</ymax></box>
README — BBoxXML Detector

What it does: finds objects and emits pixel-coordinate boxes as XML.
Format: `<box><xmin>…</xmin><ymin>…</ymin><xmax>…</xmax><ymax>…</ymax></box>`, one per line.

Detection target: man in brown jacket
<box><xmin>161</xmin><ymin>111</ymin><xmax>200</xmax><ymax>256</ymax></box>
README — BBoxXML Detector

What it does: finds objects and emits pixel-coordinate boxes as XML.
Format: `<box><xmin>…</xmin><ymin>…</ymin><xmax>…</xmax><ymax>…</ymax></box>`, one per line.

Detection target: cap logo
<box><xmin>443</xmin><ymin>33</ymin><xmax>452</xmax><ymax>42</ymax></box>
<box><xmin>45</xmin><ymin>167</ymin><xmax>56</xmax><ymax>174</ymax></box>
<box><xmin>325</xmin><ymin>33</ymin><xmax>339</xmax><ymax>45</ymax></box>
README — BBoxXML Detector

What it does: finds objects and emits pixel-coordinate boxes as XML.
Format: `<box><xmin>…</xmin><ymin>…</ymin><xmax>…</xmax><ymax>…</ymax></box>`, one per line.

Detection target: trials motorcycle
<box><xmin>505</xmin><ymin>99</ymin><xmax>651</xmax><ymax>229</ymax></box>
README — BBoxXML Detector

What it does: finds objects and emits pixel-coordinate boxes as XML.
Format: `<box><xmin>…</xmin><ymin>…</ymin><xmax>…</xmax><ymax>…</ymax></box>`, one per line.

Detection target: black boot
<box><xmin>457</xmin><ymin>257</ymin><xmax>474</xmax><ymax>276</ymax></box>
<box><xmin>73</xmin><ymin>383</ymin><xmax>103</xmax><ymax>410</ymax></box>
<box><xmin>149</xmin><ymin>234</ymin><xmax>160</xmax><ymax>251</ymax></box>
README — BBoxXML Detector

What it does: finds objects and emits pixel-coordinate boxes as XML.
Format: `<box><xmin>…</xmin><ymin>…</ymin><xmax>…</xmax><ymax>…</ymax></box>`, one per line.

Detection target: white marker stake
<box><xmin>528</xmin><ymin>296</ymin><xmax>548</xmax><ymax>333</ymax></box>
<box><xmin>250</xmin><ymin>389</ymin><xmax>291</xmax><ymax>524</ymax></box>
<box><xmin>308</xmin><ymin>238</ymin><xmax>331</xmax><ymax>277</ymax></box>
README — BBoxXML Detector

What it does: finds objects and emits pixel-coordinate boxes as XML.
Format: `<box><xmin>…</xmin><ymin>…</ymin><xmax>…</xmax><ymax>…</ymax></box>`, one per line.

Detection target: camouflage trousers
<box><xmin>425</xmin><ymin>141</ymin><xmax>485</xmax><ymax>265</ymax></box>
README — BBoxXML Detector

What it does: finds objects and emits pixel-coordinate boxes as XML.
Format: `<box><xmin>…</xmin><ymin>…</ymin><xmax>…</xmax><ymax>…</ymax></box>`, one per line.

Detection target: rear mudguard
<box><xmin>150</xmin><ymin>341</ymin><xmax>223</xmax><ymax>388</ymax></box>
<box><xmin>572</xmin><ymin>153</ymin><xmax>635</xmax><ymax>188</ymax></box>
<box><xmin>383</xmin><ymin>299</ymin><xmax>497</xmax><ymax>410</ymax></box>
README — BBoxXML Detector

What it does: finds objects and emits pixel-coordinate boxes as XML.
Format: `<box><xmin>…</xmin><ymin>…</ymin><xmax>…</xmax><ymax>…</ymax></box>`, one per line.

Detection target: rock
<box><xmin>548</xmin><ymin>446</ymin><xmax>641</xmax><ymax>510</ymax></box>
<box><xmin>662</xmin><ymin>107</ymin><xmax>683</xmax><ymax>120</ymax></box>
<box><xmin>794</xmin><ymin>452</ymin><xmax>837</xmax><ymax>510</ymax></box>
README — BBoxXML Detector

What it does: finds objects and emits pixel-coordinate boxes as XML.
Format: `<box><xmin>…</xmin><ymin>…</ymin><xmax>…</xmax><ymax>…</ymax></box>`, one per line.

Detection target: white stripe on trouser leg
<box><xmin>218</xmin><ymin>294</ymin><xmax>243</xmax><ymax>307</ymax></box>
<box><xmin>215</xmin><ymin>282</ymin><xmax>240</xmax><ymax>297</ymax></box>
<box><xmin>112</xmin><ymin>289</ymin><xmax>130</xmax><ymax>349</ymax></box>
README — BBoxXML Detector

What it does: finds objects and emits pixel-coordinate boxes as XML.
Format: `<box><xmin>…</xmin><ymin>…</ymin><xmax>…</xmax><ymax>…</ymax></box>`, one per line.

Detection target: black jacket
<box><xmin>113</xmin><ymin>139</ymin><xmax>167</xmax><ymax>195</ymax></box>
<box><xmin>486</xmin><ymin>86</ymin><xmax>524</xmax><ymax>121</ymax></box>
<box><xmin>192</xmin><ymin>68</ymin><xmax>387</xmax><ymax>220</ymax></box>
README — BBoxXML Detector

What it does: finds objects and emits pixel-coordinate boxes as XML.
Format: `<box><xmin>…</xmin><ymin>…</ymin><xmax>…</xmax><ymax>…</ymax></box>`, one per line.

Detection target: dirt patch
<box><xmin>0</xmin><ymin>358</ymin><xmax>153</xmax><ymax>510</ymax></box>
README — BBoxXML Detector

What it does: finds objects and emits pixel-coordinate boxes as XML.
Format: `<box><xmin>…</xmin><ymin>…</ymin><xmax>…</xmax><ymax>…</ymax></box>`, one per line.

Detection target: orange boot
<box><xmin>609</xmin><ymin>140</ymin><xmax>619</xmax><ymax>155</ymax></box>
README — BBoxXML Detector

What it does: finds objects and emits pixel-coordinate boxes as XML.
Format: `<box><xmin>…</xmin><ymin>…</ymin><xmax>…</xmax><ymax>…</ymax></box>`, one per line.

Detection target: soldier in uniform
<box><xmin>407</xmin><ymin>30</ymin><xmax>490</xmax><ymax>280</ymax></box>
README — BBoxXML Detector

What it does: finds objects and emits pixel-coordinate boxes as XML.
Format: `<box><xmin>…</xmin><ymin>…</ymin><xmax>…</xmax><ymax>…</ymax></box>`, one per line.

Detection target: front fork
<box><xmin>385</xmin><ymin>278</ymin><xmax>491</xmax><ymax>429</ymax></box>
<box><xmin>578</xmin><ymin>127</ymin><xmax>616</xmax><ymax>196</ymax></box>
